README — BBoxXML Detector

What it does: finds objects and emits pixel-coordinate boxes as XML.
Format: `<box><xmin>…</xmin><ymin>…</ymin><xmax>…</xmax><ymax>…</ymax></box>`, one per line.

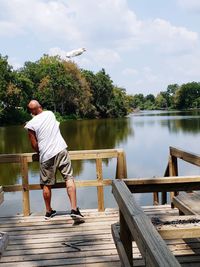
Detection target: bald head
<box><xmin>27</xmin><ymin>100</ymin><xmax>43</xmax><ymax>115</ymax></box>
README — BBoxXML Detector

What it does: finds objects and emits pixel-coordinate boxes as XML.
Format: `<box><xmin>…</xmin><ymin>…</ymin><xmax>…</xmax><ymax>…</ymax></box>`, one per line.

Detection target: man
<box><xmin>25</xmin><ymin>100</ymin><xmax>84</xmax><ymax>220</ymax></box>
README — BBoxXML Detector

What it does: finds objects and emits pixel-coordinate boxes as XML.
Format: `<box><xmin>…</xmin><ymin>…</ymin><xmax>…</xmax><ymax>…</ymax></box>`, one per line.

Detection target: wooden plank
<box><xmin>0</xmin><ymin>210</ymin><xmax>118</xmax><ymax>224</ymax></box>
<box><xmin>173</xmin><ymin>192</ymin><xmax>200</xmax><ymax>215</ymax></box>
<box><xmin>0</xmin><ymin>149</ymin><xmax>120</xmax><ymax>163</ymax></box>
<box><xmin>112</xmin><ymin>223</ymin><xmax>132</xmax><ymax>267</ymax></box>
<box><xmin>112</xmin><ymin>180</ymin><xmax>181</xmax><ymax>267</ymax></box>
<box><xmin>69</xmin><ymin>149</ymin><xmax>119</xmax><ymax>160</ymax></box>
<box><xmin>0</xmin><ymin>154</ymin><xmax>21</xmax><ymax>163</ymax></box>
<box><xmin>170</xmin><ymin>147</ymin><xmax>200</xmax><ymax>167</ymax></box>
<box><xmin>0</xmin><ymin>186</ymin><xmax>4</xmax><ymax>205</ymax></box>
<box><xmin>96</xmin><ymin>158</ymin><xmax>104</xmax><ymax>212</ymax></box>
<box><xmin>154</xmin><ymin>221</ymin><xmax>200</xmax><ymax>240</ymax></box>
<box><xmin>124</xmin><ymin>176</ymin><xmax>200</xmax><ymax>193</ymax></box>
<box><xmin>120</xmin><ymin>211</ymin><xmax>132</xmax><ymax>266</ymax></box>
<box><xmin>3</xmin><ymin>179</ymin><xmax>112</xmax><ymax>192</ymax></box>
<box><xmin>0</xmin><ymin>255</ymin><xmax>120</xmax><ymax>266</ymax></box>
<box><xmin>0</xmin><ymin>224</ymin><xmax>115</xmax><ymax>237</ymax></box>
<box><xmin>3</xmin><ymin>243</ymin><xmax>117</xmax><ymax>256</ymax></box>
<box><xmin>0</xmin><ymin>248</ymin><xmax>119</xmax><ymax>263</ymax></box>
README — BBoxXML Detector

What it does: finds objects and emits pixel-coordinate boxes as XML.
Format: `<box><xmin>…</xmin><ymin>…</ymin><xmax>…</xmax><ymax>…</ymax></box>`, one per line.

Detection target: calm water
<box><xmin>1</xmin><ymin>110</ymin><xmax>200</xmax><ymax>216</ymax></box>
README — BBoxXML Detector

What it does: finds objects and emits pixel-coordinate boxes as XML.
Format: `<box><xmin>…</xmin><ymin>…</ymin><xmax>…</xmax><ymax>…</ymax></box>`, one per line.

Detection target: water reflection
<box><xmin>160</xmin><ymin>117</ymin><xmax>200</xmax><ymax>134</ymax></box>
<box><xmin>0</xmin><ymin>117</ymin><xmax>133</xmax><ymax>185</ymax></box>
<box><xmin>132</xmin><ymin>110</ymin><xmax>200</xmax><ymax>134</ymax></box>
<box><xmin>1</xmin><ymin>111</ymin><xmax>200</xmax><ymax>215</ymax></box>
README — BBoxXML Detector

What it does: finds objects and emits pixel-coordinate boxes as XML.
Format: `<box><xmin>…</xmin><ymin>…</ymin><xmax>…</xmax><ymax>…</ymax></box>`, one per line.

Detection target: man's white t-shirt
<box><xmin>24</xmin><ymin>111</ymin><xmax>67</xmax><ymax>163</ymax></box>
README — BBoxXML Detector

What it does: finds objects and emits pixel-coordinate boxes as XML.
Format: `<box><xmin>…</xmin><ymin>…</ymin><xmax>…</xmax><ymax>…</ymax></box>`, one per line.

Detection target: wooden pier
<box><xmin>1</xmin><ymin>147</ymin><xmax>200</xmax><ymax>266</ymax></box>
<box><xmin>2</xmin><ymin>205</ymin><xmax>200</xmax><ymax>266</ymax></box>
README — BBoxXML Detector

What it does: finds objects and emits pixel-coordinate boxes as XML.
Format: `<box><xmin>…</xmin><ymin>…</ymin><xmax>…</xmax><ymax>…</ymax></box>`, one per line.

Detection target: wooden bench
<box><xmin>173</xmin><ymin>191</ymin><xmax>200</xmax><ymax>215</ymax></box>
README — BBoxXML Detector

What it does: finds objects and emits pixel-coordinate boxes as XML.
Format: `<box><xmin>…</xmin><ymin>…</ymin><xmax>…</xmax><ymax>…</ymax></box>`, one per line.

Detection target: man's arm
<box><xmin>28</xmin><ymin>129</ymin><xmax>39</xmax><ymax>152</ymax></box>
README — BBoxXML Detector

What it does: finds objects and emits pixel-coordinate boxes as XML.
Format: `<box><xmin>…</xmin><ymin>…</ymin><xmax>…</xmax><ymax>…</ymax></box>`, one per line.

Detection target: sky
<box><xmin>1</xmin><ymin>0</ymin><xmax>200</xmax><ymax>96</ymax></box>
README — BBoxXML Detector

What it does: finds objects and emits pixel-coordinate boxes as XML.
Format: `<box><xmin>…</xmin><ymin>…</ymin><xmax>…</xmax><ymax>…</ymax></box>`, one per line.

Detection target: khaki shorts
<box><xmin>40</xmin><ymin>149</ymin><xmax>73</xmax><ymax>185</ymax></box>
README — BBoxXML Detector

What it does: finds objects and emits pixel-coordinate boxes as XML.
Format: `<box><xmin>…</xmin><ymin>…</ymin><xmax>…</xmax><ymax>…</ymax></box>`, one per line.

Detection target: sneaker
<box><xmin>45</xmin><ymin>210</ymin><xmax>56</xmax><ymax>220</ymax></box>
<box><xmin>70</xmin><ymin>207</ymin><xmax>84</xmax><ymax>219</ymax></box>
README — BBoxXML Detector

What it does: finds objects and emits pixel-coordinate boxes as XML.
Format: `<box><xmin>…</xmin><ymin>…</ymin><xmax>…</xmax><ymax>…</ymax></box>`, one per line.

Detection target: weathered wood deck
<box><xmin>1</xmin><ymin>205</ymin><xmax>200</xmax><ymax>267</ymax></box>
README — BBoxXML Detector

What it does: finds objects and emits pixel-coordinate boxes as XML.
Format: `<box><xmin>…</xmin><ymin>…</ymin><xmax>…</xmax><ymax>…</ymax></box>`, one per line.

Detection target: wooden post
<box><xmin>120</xmin><ymin>211</ymin><xmax>133</xmax><ymax>267</ymax></box>
<box><xmin>153</xmin><ymin>192</ymin><xmax>159</xmax><ymax>205</ymax></box>
<box><xmin>116</xmin><ymin>150</ymin><xmax>127</xmax><ymax>179</ymax></box>
<box><xmin>0</xmin><ymin>186</ymin><xmax>4</xmax><ymax>205</ymax></box>
<box><xmin>96</xmin><ymin>158</ymin><xmax>104</xmax><ymax>212</ymax></box>
<box><xmin>153</xmin><ymin>176</ymin><xmax>159</xmax><ymax>205</ymax></box>
<box><xmin>161</xmin><ymin>164</ymin><xmax>169</xmax><ymax>204</ymax></box>
<box><xmin>20</xmin><ymin>156</ymin><xmax>30</xmax><ymax>216</ymax></box>
<box><xmin>169</xmin><ymin>155</ymin><xmax>178</xmax><ymax>207</ymax></box>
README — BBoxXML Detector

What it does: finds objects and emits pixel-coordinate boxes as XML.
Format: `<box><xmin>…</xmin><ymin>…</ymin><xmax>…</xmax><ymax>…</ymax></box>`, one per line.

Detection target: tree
<box><xmin>174</xmin><ymin>82</ymin><xmax>200</xmax><ymax>109</ymax></box>
<box><xmin>21</xmin><ymin>56</ymin><xmax>94</xmax><ymax>117</ymax></box>
<box><xmin>155</xmin><ymin>93</ymin><xmax>168</xmax><ymax>109</ymax></box>
<box><xmin>93</xmin><ymin>69</ymin><xmax>114</xmax><ymax>117</ymax></box>
<box><xmin>109</xmin><ymin>86</ymin><xmax>129</xmax><ymax>117</ymax></box>
<box><xmin>131</xmin><ymin>94</ymin><xmax>145</xmax><ymax>109</ymax></box>
<box><xmin>0</xmin><ymin>54</ymin><xmax>13</xmax><ymax>107</ymax></box>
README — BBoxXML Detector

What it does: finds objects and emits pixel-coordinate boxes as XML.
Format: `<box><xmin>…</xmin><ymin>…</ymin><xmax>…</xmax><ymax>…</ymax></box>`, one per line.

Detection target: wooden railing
<box><xmin>112</xmin><ymin>180</ymin><xmax>181</xmax><ymax>267</ymax></box>
<box><xmin>154</xmin><ymin>146</ymin><xmax>200</xmax><ymax>205</ymax></box>
<box><xmin>0</xmin><ymin>149</ymin><xmax>127</xmax><ymax>216</ymax></box>
<box><xmin>112</xmin><ymin>176</ymin><xmax>200</xmax><ymax>266</ymax></box>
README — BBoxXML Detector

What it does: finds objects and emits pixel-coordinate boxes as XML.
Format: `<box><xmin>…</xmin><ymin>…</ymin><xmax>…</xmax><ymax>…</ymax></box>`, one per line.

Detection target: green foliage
<box><xmin>129</xmin><ymin>94</ymin><xmax>145</xmax><ymax>110</ymax></box>
<box><xmin>0</xmin><ymin>54</ymin><xmax>132</xmax><ymax>125</ymax></box>
<box><xmin>3</xmin><ymin>52</ymin><xmax>200</xmax><ymax>125</ymax></box>
<box><xmin>130</xmin><ymin>82</ymin><xmax>200</xmax><ymax>111</ymax></box>
<box><xmin>173</xmin><ymin>82</ymin><xmax>200</xmax><ymax>109</ymax></box>
<box><xmin>109</xmin><ymin>87</ymin><xmax>129</xmax><ymax>117</ymax></box>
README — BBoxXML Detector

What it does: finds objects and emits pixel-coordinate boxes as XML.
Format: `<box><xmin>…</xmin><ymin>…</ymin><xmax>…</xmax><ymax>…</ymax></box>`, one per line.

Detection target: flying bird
<box><xmin>66</xmin><ymin>48</ymin><xmax>86</xmax><ymax>58</ymax></box>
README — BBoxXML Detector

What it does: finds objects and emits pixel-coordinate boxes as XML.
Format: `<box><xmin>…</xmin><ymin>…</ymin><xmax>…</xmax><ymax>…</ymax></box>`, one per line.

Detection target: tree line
<box><xmin>0</xmin><ymin>54</ymin><xmax>132</xmax><ymax>125</ymax></box>
<box><xmin>0</xmin><ymin>53</ymin><xmax>200</xmax><ymax>125</ymax></box>
<box><xmin>131</xmin><ymin>83</ymin><xmax>200</xmax><ymax>110</ymax></box>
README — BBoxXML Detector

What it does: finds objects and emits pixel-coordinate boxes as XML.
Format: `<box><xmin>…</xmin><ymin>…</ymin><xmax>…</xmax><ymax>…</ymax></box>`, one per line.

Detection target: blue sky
<box><xmin>1</xmin><ymin>0</ymin><xmax>200</xmax><ymax>95</ymax></box>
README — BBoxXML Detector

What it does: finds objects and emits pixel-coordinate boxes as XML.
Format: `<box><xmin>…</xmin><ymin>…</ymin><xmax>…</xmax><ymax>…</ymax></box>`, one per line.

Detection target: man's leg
<box><xmin>58</xmin><ymin>149</ymin><xmax>84</xmax><ymax>219</ymax></box>
<box><xmin>66</xmin><ymin>178</ymin><xmax>77</xmax><ymax>210</ymax></box>
<box><xmin>42</xmin><ymin>185</ymin><xmax>52</xmax><ymax>212</ymax></box>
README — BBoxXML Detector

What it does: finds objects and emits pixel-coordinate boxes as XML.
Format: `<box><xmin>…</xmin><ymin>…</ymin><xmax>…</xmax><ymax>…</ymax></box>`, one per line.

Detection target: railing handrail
<box><xmin>112</xmin><ymin>180</ymin><xmax>181</xmax><ymax>266</ymax></box>
<box><xmin>157</xmin><ymin>146</ymin><xmax>200</xmax><ymax>205</ymax></box>
<box><xmin>170</xmin><ymin>146</ymin><xmax>200</xmax><ymax>167</ymax></box>
<box><xmin>0</xmin><ymin>148</ymin><xmax>125</xmax><ymax>163</ymax></box>
<box><xmin>0</xmin><ymin>148</ymin><xmax>127</xmax><ymax>216</ymax></box>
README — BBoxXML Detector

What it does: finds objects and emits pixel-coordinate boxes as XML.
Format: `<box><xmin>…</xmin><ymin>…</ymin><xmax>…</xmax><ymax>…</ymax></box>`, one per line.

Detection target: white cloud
<box><xmin>177</xmin><ymin>0</ymin><xmax>200</xmax><ymax>11</ymax></box>
<box><xmin>0</xmin><ymin>21</ymin><xmax>24</xmax><ymax>36</ymax></box>
<box><xmin>92</xmin><ymin>49</ymin><xmax>121</xmax><ymax>67</ymax></box>
<box><xmin>147</xmin><ymin>19</ymin><xmax>198</xmax><ymax>53</ymax></box>
<box><xmin>0</xmin><ymin>0</ymin><xmax>200</xmax><ymax>95</ymax></box>
<box><xmin>0</xmin><ymin>0</ymin><xmax>198</xmax><ymax>55</ymax></box>
<box><xmin>122</xmin><ymin>68</ymin><xmax>138</xmax><ymax>76</ymax></box>
<box><xmin>120</xmin><ymin>18</ymin><xmax>198</xmax><ymax>55</ymax></box>
<box><xmin>0</xmin><ymin>0</ymin><xmax>82</xmax><ymax>41</ymax></box>
<box><xmin>165</xmin><ymin>52</ymin><xmax>200</xmax><ymax>79</ymax></box>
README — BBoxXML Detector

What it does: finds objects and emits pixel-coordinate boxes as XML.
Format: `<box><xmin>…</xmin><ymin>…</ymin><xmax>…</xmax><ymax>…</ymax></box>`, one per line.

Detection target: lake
<box><xmin>1</xmin><ymin>110</ymin><xmax>200</xmax><ymax>216</ymax></box>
